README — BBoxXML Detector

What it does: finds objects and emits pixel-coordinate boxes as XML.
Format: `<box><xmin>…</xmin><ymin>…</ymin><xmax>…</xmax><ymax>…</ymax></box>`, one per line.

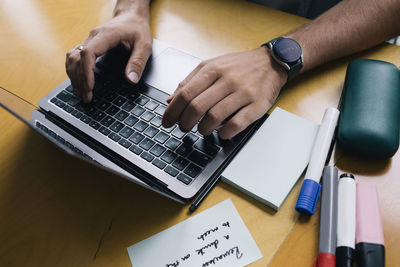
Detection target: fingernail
<box><xmin>128</xmin><ymin>72</ymin><xmax>139</xmax><ymax>83</ymax></box>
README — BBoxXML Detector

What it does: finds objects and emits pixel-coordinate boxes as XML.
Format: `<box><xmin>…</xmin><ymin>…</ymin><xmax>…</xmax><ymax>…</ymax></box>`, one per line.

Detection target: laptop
<box><xmin>0</xmin><ymin>39</ymin><xmax>268</xmax><ymax>203</ymax></box>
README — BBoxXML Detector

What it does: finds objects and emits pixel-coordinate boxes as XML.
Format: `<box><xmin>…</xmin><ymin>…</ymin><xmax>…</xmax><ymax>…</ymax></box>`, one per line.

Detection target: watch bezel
<box><xmin>264</xmin><ymin>37</ymin><xmax>304</xmax><ymax>81</ymax></box>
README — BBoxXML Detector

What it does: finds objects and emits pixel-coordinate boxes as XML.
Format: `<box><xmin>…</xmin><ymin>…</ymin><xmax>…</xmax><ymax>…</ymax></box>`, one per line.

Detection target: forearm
<box><xmin>287</xmin><ymin>0</ymin><xmax>400</xmax><ymax>72</ymax></box>
<box><xmin>113</xmin><ymin>0</ymin><xmax>151</xmax><ymax>17</ymax></box>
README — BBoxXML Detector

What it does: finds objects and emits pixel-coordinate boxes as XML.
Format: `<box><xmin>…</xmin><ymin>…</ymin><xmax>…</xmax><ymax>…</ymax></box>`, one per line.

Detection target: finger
<box><xmin>162</xmin><ymin>64</ymin><xmax>219</xmax><ymax>128</ymax></box>
<box><xmin>166</xmin><ymin>60</ymin><xmax>207</xmax><ymax>102</ymax></box>
<box><xmin>78</xmin><ymin>31</ymin><xmax>122</xmax><ymax>101</ymax></box>
<box><xmin>197</xmin><ymin>92</ymin><xmax>251</xmax><ymax>136</ymax></box>
<box><xmin>217</xmin><ymin>103</ymin><xmax>266</xmax><ymax>140</ymax></box>
<box><xmin>66</xmin><ymin>48</ymin><xmax>84</xmax><ymax>98</ymax></box>
<box><xmin>177</xmin><ymin>78</ymin><xmax>232</xmax><ymax>132</ymax></box>
<box><xmin>125</xmin><ymin>39</ymin><xmax>153</xmax><ymax>84</ymax></box>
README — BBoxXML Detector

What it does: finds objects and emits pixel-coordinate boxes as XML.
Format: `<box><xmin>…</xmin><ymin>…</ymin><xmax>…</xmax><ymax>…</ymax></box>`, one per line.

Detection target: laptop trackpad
<box><xmin>144</xmin><ymin>48</ymin><xmax>202</xmax><ymax>96</ymax></box>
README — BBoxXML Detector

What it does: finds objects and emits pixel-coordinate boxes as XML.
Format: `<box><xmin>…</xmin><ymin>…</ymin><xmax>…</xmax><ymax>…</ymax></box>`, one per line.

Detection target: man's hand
<box><xmin>66</xmin><ymin>9</ymin><xmax>152</xmax><ymax>103</ymax></box>
<box><xmin>162</xmin><ymin>47</ymin><xmax>287</xmax><ymax>139</ymax></box>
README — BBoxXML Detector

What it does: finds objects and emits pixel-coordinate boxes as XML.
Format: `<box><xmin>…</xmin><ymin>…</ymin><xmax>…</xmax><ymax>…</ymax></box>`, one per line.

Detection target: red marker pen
<box><xmin>356</xmin><ymin>182</ymin><xmax>385</xmax><ymax>267</ymax></box>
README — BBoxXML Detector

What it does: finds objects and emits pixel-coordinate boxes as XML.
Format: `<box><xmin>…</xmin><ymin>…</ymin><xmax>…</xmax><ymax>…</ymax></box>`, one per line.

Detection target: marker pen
<box><xmin>356</xmin><ymin>182</ymin><xmax>385</xmax><ymax>267</ymax></box>
<box><xmin>296</xmin><ymin>107</ymin><xmax>340</xmax><ymax>215</ymax></box>
<box><xmin>336</xmin><ymin>173</ymin><xmax>356</xmax><ymax>267</ymax></box>
<box><xmin>315</xmin><ymin>166</ymin><xmax>338</xmax><ymax>267</ymax></box>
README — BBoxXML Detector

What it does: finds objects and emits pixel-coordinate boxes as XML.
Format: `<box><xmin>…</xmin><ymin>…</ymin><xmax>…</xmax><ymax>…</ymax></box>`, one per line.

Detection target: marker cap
<box><xmin>336</xmin><ymin>246</ymin><xmax>354</xmax><ymax>267</ymax></box>
<box><xmin>314</xmin><ymin>252</ymin><xmax>335</xmax><ymax>267</ymax></box>
<box><xmin>296</xmin><ymin>179</ymin><xmax>321</xmax><ymax>215</ymax></box>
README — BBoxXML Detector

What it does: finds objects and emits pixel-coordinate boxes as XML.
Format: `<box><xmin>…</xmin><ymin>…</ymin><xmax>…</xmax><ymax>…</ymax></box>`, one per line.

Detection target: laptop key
<box><xmin>129</xmin><ymin>132</ymin><xmax>145</xmax><ymax>144</ymax></box>
<box><xmin>161</xmin><ymin>150</ymin><xmax>177</xmax><ymax>164</ymax></box>
<box><xmin>176</xmin><ymin>144</ymin><xmax>193</xmax><ymax>157</ymax></box>
<box><xmin>99</xmin><ymin>126</ymin><xmax>111</xmax><ymax>136</ymax></box>
<box><xmin>80</xmin><ymin>115</ymin><xmax>91</xmax><ymax>124</ymax></box>
<box><xmin>154</xmin><ymin>131</ymin><xmax>169</xmax><ymax>144</ymax></box>
<box><xmin>154</xmin><ymin>105</ymin><xmax>166</xmax><ymax>116</ymax></box>
<box><xmin>141</xmin><ymin>151</ymin><xmax>154</xmax><ymax>162</ymax></box>
<box><xmin>145</xmin><ymin>101</ymin><xmax>159</xmax><ymax>111</ymax></box>
<box><xmin>115</xmin><ymin>110</ymin><xmax>129</xmax><ymax>121</ymax></box>
<box><xmin>150</xmin><ymin>116</ymin><xmax>162</xmax><ymax>127</ymax></box>
<box><xmin>129</xmin><ymin>145</ymin><xmax>143</xmax><ymax>155</ymax></box>
<box><xmin>121</xmin><ymin>101</ymin><xmax>135</xmax><ymax>112</ymax></box>
<box><xmin>172</xmin><ymin>157</ymin><xmax>189</xmax><ymax>171</ymax></box>
<box><xmin>92</xmin><ymin>110</ymin><xmax>107</xmax><ymax>121</ymax></box>
<box><xmin>105</xmin><ymin>105</ymin><xmax>120</xmax><ymax>116</ymax></box>
<box><xmin>164</xmin><ymin>166</ymin><xmax>179</xmax><ymax>177</ymax></box>
<box><xmin>84</xmin><ymin>106</ymin><xmax>97</xmax><ymax>116</ymax></box>
<box><xmin>141</xmin><ymin>111</ymin><xmax>155</xmax><ymax>122</ymax></box>
<box><xmin>63</xmin><ymin>105</ymin><xmax>74</xmax><ymax>113</ymax></box>
<box><xmin>110</xmin><ymin>121</ymin><xmax>124</xmax><ymax>133</ymax></box>
<box><xmin>183</xmin><ymin>133</ymin><xmax>199</xmax><ymax>145</ymax></box>
<box><xmin>165</xmin><ymin>138</ymin><xmax>181</xmax><ymax>150</ymax></box>
<box><xmin>161</xmin><ymin>125</ymin><xmax>176</xmax><ymax>133</ymax></box>
<box><xmin>134</xmin><ymin>120</ymin><xmax>148</xmax><ymax>132</ymax></box>
<box><xmin>135</xmin><ymin>95</ymin><xmax>150</xmax><ymax>106</ymax></box>
<box><xmin>127</xmin><ymin>92</ymin><xmax>139</xmax><ymax>101</ymax></box>
<box><xmin>124</xmin><ymin>115</ymin><xmax>139</xmax><ymax>127</ymax></box>
<box><xmin>67</xmin><ymin>96</ymin><xmax>80</xmax><ymax>106</ymax></box>
<box><xmin>150</xmin><ymin>144</ymin><xmax>166</xmax><ymax>157</ymax></box>
<box><xmin>194</xmin><ymin>138</ymin><xmax>220</xmax><ymax>157</ymax></box>
<box><xmin>89</xmin><ymin>121</ymin><xmax>101</xmax><ymax>130</ymax></box>
<box><xmin>139</xmin><ymin>138</ymin><xmax>155</xmax><ymax>150</ymax></box>
<box><xmin>55</xmin><ymin>100</ymin><xmax>66</xmax><ymax>108</ymax></box>
<box><xmin>184</xmin><ymin>163</ymin><xmax>202</xmax><ymax>178</ymax></box>
<box><xmin>152</xmin><ymin>158</ymin><xmax>166</xmax><ymax>170</ymax></box>
<box><xmin>191</xmin><ymin>124</ymin><xmax>199</xmax><ymax>133</ymax></box>
<box><xmin>50</xmin><ymin>97</ymin><xmax>58</xmax><ymax>103</ymax></box>
<box><xmin>113</xmin><ymin>96</ymin><xmax>126</xmax><ymax>107</ymax></box>
<box><xmin>91</xmin><ymin>97</ymin><xmax>101</xmax><ymax>107</ymax></box>
<box><xmin>56</xmin><ymin>91</ymin><xmax>73</xmax><ymax>102</ymax></box>
<box><xmin>118</xmin><ymin>138</ymin><xmax>132</xmax><ymax>149</ymax></box>
<box><xmin>65</xmin><ymin>85</ymin><xmax>74</xmax><ymax>93</ymax></box>
<box><xmin>177</xmin><ymin>173</ymin><xmax>193</xmax><ymax>185</ymax></box>
<box><xmin>188</xmin><ymin>150</ymin><xmax>211</xmax><ymax>167</ymax></box>
<box><xmin>120</xmin><ymin>126</ymin><xmax>135</xmax><ymax>138</ymax></box>
<box><xmin>131</xmin><ymin>106</ymin><xmax>145</xmax><ymax>117</ymax></box>
<box><xmin>104</xmin><ymin>92</ymin><xmax>118</xmax><ymax>102</ymax></box>
<box><xmin>71</xmin><ymin>109</ymin><xmax>83</xmax><ymax>118</ymax></box>
<box><xmin>97</xmin><ymin>101</ymin><xmax>111</xmax><ymax>111</ymax></box>
<box><xmin>144</xmin><ymin>126</ymin><xmax>159</xmax><ymax>138</ymax></box>
<box><xmin>108</xmin><ymin>132</ymin><xmax>121</xmax><ymax>142</ymax></box>
<box><xmin>172</xmin><ymin>127</ymin><xmax>186</xmax><ymax>139</ymax></box>
<box><xmin>100</xmin><ymin>116</ymin><xmax>115</xmax><ymax>127</ymax></box>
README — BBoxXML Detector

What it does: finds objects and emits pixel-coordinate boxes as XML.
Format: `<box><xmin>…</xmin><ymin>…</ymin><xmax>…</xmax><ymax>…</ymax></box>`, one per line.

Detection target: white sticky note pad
<box><xmin>127</xmin><ymin>199</ymin><xmax>262</xmax><ymax>267</ymax></box>
<box><xmin>222</xmin><ymin>107</ymin><xmax>319</xmax><ymax>210</ymax></box>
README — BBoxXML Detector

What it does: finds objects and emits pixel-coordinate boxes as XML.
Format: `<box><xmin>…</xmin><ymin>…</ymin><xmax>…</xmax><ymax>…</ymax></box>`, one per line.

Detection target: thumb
<box><xmin>125</xmin><ymin>41</ymin><xmax>152</xmax><ymax>84</ymax></box>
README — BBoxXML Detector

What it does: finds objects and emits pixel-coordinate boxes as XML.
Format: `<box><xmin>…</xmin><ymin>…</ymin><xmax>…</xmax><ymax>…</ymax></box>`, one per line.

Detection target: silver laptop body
<box><xmin>2</xmin><ymin>40</ymin><xmax>267</xmax><ymax>203</ymax></box>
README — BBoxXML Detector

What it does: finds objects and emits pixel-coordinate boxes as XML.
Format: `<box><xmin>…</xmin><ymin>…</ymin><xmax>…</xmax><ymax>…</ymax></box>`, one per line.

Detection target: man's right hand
<box><xmin>65</xmin><ymin>8</ymin><xmax>152</xmax><ymax>103</ymax></box>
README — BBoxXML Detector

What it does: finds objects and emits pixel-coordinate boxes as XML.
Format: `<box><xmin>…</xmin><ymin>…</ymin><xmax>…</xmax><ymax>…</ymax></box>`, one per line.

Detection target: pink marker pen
<box><xmin>356</xmin><ymin>182</ymin><xmax>385</xmax><ymax>267</ymax></box>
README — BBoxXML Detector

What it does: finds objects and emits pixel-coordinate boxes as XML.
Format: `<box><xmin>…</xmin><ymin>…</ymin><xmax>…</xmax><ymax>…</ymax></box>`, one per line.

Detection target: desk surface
<box><xmin>0</xmin><ymin>0</ymin><xmax>399</xmax><ymax>266</ymax></box>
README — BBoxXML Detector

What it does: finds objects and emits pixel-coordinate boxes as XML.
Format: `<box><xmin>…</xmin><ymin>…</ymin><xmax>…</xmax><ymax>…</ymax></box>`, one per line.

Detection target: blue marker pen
<box><xmin>296</xmin><ymin>107</ymin><xmax>340</xmax><ymax>216</ymax></box>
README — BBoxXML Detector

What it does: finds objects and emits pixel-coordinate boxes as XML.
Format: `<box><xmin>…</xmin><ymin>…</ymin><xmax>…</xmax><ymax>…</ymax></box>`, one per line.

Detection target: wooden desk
<box><xmin>0</xmin><ymin>0</ymin><xmax>399</xmax><ymax>266</ymax></box>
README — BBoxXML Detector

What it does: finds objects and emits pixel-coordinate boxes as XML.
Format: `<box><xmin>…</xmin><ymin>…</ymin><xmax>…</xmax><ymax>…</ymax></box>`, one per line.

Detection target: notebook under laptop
<box><xmin>0</xmin><ymin>39</ymin><xmax>268</xmax><ymax>203</ymax></box>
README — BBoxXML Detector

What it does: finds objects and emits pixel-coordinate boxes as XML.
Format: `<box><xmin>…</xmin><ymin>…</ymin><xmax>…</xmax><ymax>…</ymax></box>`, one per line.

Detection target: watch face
<box><xmin>273</xmin><ymin>38</ymin><xmax>302</xmax><ymax>63</ymax></box>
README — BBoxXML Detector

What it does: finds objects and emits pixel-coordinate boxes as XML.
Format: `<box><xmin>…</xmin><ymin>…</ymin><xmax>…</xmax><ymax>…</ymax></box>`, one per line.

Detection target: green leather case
<box><xmin>337</xmin><ymin>59</ymin><xmax>400</xmax><ymax>158</ymax></box>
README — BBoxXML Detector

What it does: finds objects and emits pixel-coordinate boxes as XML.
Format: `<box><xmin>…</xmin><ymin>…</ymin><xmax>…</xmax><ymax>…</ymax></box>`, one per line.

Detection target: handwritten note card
<box><xmin>127</xmin><ymin>199</ymin><xmax>262</xmax><ymax>267</ymax></box>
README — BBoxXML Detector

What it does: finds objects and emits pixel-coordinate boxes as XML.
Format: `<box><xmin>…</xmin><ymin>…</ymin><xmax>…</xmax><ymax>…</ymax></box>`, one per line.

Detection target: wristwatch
<box><xmin>262</xmin><ymin>37</ymin><xmax>303</xmax><ymax>82</ymax></box>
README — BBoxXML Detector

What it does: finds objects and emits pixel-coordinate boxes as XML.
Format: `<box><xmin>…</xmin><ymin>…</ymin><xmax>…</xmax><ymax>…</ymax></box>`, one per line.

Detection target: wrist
<box><xmin>113</xmin><ymin>0</ymin><xmax>151</xmax><ymax>19</ymax></box>
<box><xmin>256</xmin><ymin>46</ymin><xmax>287</xmax><ymax>89</ymax></box>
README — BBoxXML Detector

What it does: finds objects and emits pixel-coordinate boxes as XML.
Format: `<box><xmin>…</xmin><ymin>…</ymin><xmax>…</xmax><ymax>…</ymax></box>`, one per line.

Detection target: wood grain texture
<box><xmin>1</xmin><ymin>0</ymin><xmax>400</xmax><ymax>266</ymax></box>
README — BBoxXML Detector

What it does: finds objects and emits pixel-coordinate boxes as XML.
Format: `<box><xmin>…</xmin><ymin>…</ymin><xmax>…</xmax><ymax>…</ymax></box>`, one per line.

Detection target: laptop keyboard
<box><xmin>49</xmin><ymin>80</ymin><xmax>221</xmax><ymax>185</ymax></box>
